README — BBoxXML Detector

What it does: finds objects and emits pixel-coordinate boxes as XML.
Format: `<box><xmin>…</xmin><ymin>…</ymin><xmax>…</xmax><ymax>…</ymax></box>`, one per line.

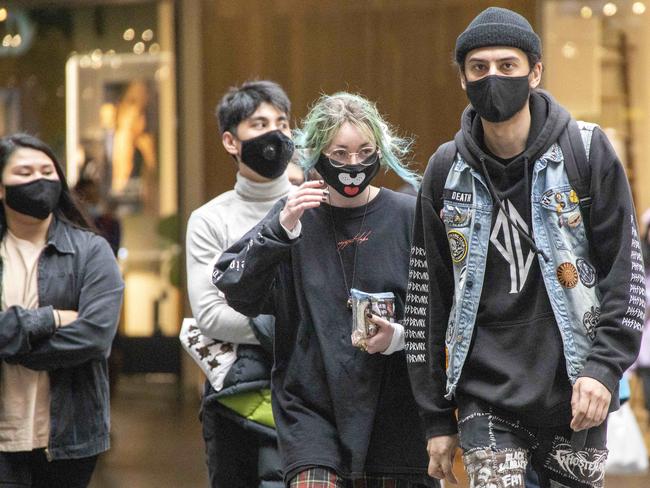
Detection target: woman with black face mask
<box><xmin>0</xmin><ymin>134</ymin><xmax>123</xmax><ymax>487</ymax></box>
<box><xmin>213</xmin><ymin>93</ymin><xmax>439</xmax><ymax>487</ymax></box>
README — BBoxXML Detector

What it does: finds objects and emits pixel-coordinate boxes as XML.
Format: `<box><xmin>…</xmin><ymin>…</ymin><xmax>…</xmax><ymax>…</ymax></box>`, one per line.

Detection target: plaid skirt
<box><xmin>289</xmin><ymin>467</ymin><xmax>426</xmax><ymax>488</ymax></box>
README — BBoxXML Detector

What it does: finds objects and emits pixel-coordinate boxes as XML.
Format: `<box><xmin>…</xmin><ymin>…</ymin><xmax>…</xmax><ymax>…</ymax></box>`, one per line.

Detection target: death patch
<box><xmin>448</xmin><ymin>230</ymin><xmax>468</xmax><ymax>263</ymax></box>
<box><xmin>443</xmin><ymin>189</ymin><xmax>473</xmax><ymax>204</ymax></box>
<box><xmin>576</xmin><ymin>258</ymin><xmax>596</xmax><ymax>288</ymax></box>
<box><xmin>556</xmin><ymin>262</ymin><xmax>579</xmax><ymax>288</ymax></box>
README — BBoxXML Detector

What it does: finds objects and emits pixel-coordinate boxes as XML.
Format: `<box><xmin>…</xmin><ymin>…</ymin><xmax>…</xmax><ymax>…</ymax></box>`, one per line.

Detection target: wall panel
<box><xmin>199</xmin><ymin>0</ymin><xmax>538</xmax><ymax>200</ymax></box>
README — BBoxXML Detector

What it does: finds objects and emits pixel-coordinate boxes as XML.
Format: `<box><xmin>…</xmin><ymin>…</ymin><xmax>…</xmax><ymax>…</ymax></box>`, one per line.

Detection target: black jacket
<box><xmin>0</xmin><ymin>217</ymin><xmax>124</xmax><ymax>458</ymax></box>
<box><xmin>214</xmin><ymin>189</ymin><xmax>436</xmax><ymax>485</ymax></box>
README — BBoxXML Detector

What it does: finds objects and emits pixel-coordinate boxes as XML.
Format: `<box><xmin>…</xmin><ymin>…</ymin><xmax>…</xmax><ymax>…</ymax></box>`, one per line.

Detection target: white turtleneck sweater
<box><xmin>186</xmin><ymin>173</ymin><xmax>292</xmax><ymax>344</ymax></box>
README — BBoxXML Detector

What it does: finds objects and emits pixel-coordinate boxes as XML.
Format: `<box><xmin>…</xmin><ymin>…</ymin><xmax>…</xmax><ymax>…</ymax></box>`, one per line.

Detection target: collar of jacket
<box><xmin>45</xmin><ymin>218</ymin><xmax>76</xmax><ymax>255</ymax></box>
<box><xmin>0</xmin><ymin>215</ymin><xmax>76</xmax><ymax>255</ymax></box>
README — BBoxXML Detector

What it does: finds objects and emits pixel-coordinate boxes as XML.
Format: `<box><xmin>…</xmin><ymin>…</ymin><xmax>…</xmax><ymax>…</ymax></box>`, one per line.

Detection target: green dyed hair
<box><xmin>294</xmin><ymin>92</ymin><xmax>420</xmax><ymax>189</ymax></box>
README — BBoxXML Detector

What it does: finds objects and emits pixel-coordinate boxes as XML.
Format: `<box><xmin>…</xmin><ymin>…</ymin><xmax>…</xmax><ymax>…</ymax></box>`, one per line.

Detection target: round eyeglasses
<box><xmin>323</xmin><ymin>146</ymin><xmax>378</xmax><ymax>168</ymax></box>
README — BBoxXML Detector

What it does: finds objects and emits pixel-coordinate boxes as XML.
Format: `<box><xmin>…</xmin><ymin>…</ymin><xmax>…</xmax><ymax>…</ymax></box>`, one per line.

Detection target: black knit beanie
<box><xmin>455</xmin><ymin>7</ymin><xmax>541</xmax><ymax>65</ymax></box>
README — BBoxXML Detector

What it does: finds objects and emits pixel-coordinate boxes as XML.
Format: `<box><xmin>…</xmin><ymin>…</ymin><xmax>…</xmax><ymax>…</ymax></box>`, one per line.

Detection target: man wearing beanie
<box><xmin>404</xmin><ymin>7</ymin><xmax>643</xmax><ymax>488</ymax></box>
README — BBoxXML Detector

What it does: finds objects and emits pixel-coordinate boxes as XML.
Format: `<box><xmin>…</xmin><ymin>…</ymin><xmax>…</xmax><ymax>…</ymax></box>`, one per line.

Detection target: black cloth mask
<box><xmin>466</xmin><ymin>74</ymin><xmax>531</xmax><ymax>123</ymax></box>
<box><xmin>3</xmin><ymin>178</ymin><xmax>62</xmax><ymax>220</ymax></box>
<box><xmin>315</xmin><ymin>152</ymin><xmax>380</xmax><ymax>198</ymax></box>
<box><xmin>240</xmin><ymin>130</ymin><xmax>295</xmax><ymax>179</ymax></box>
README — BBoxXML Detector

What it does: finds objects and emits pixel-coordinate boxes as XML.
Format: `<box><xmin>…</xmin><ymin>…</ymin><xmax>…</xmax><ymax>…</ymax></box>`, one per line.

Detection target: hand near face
<box><xmin>279</xmin><ymin>180</ymin><xmax>328</xmax><ymax>232</ymax></box>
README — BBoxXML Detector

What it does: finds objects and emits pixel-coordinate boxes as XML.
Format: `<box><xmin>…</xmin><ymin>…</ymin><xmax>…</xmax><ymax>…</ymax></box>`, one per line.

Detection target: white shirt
<box><xmin>0</xmin><ymin>231</ymin><xmax>50</xmax><ymax>451</ymax></box>
<box><xmin>186</xmin><ymin>172</ymin><xmax>292</xmax><ymax>343</ymax></box>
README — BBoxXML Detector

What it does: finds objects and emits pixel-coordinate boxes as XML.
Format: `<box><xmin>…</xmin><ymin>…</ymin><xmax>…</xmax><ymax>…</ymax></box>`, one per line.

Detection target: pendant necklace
<box><xmin>328</xmin><ymin>189</ymin><xmax>371</xmax><ymax>309</ymax></box>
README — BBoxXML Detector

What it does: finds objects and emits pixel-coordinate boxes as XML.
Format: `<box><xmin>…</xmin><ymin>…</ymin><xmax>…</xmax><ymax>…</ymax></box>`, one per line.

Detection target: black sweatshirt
<box><xmin>405</xmin><ymin>91</ymin><xmax>644</xmax><ymax>438</ymax></box>
<box><xmin>456</xmin><ymin>92</ymin><xmax>573</xmax><ymax>424</ymax></box>
<box><xmin>213</xmin><ymin>189</ymin><xmax>436</xmax><ymax>486</ymax></box>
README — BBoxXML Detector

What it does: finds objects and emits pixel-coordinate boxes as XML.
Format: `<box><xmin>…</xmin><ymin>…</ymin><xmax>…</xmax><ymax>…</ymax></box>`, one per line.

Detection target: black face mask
<box><xmin>240</xmin><ymin>130</ymin><xmax>295</xmax><ymax>179</ymax></box>
<box><xmin>3</xmin><ymin>178</ymin><xmax>62</xmax><ymax>220</ymax></box>
<box><xmin>465</xmin><ymin>74</ymin><xmax>531</xmax><ymax>123</ymax></box>
<box><xmin>315</xmin><ymin>152</ymin><xmax>380</xmax><ymax>198</ymax></box>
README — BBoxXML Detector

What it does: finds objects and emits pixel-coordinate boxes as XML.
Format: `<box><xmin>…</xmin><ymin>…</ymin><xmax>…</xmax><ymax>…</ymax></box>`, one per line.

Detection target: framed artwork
<box><xmin>66</xmin><ymin>52</ymin><xmax>170</xmax><ymax>215</ymax></box>
<box><xmin>66</xmin><ymin>51</ymin><xmax>181</xmax><ymax>339</ymax></box>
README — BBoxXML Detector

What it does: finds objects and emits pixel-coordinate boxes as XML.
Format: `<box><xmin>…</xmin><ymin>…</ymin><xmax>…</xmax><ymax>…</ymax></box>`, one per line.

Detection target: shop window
<box><xmin>542</xmin><ymin>0</ymin><xmax>649</xmax><ymax>205</ymax></box>
<box><xmin>65</xmin><ymin>5</ymin><xmax>180</xmax><ymax>341</ymax></box>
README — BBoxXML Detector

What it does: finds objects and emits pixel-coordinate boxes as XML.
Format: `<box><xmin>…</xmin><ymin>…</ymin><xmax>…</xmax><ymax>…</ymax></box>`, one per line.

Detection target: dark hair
<box><xmin>0</xmin><ymin>133</ymin><xmax>94</xmax><ymax>232</ymax></box>
<box><xmin>215</xmin><ymin>80</ymin><xmax>291</xmax><ymax>135</ymax></box>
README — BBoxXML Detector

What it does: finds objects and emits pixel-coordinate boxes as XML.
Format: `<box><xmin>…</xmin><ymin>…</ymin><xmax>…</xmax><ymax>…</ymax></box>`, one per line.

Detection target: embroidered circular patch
<box><xmin>556</xmin><ymin>262</ymin><xmax>579</xmax><ymax>288</ymax></box>
<box><xmin>576</xmin><ymin>258</ymin><xmax>596</xmax><ymax>288</ymax></box>
<box><xmin>448</xmin><ymin>230</ymin><xmax>468</xmax><ymax>263</ymax></box>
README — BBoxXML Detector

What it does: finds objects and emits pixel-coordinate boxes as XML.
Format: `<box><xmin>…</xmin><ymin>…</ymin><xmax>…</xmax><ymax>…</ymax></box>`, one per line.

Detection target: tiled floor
<box><xmin>89</xmin><ymin>374</ymin><xmax>650</xmax><ymax>488</ymax></box>
<box><xmin>89</xmin><ymin>374</ymin><xmax>207</xmax><ymax>488</ymax></box>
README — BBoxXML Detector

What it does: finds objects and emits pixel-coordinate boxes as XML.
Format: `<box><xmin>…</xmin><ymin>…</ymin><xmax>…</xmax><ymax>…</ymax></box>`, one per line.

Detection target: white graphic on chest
<box><xmin>490</xmin><ymin>200</ymin><xmax>535</xmax><ymax>294</ymax></box>
<box><xmin>338</xmin><ymin>172</ymin><xmax>366</xmax><ymax>185</ymax></box>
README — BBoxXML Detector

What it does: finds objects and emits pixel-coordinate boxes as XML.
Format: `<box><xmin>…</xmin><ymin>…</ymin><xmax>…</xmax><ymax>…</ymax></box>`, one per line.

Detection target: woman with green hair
<box><xmin>213</xmin><ymin>92</ymin><xmax>437</xmax><ymax>487</ymax></box>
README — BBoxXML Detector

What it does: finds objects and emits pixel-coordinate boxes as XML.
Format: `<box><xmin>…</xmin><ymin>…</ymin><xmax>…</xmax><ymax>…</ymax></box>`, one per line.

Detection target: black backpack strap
<box><xmin>429</xmin><ymin>141</ymin><xmax>457</xmax><ymax>213</ymax></box>
<box><xmin>559</xmin><ymin>120</ymin><xmax>594</xmax><ymax>238</ymax></box>
<box><xmin>562</xmin><ymin>120</ymin><xmax>592</xmax><ymax>207</ymax></box>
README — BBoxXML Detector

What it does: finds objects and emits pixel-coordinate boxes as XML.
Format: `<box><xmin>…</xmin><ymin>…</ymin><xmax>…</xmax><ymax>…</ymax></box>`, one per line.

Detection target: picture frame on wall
<box><xmin>66</xmin><ymin>52</ymin><xmax>169</xmax><ymax>216</ymax></box>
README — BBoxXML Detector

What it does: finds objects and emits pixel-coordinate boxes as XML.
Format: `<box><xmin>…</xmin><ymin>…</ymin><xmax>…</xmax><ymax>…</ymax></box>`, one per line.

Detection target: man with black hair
<box><xmin>186</xmin><ymin>80</ymin><xmax>294</xmax><ymax>487</ymax></box>
<box><xmin>404</xmin><ymin>7</ymin><xmax>644</xmax><ymax>488</ymax></box>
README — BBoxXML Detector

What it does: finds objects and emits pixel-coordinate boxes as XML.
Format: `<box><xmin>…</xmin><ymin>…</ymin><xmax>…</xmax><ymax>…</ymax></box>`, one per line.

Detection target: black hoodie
<box><xmin>405</xmin><ymin>90</ymin><xmax>643</xmax><ymax>438</ymax></box>
<box><xmin>453</xmin><ymin>91</ymin><xmax>573</xmax><ymax>424</ymax></box>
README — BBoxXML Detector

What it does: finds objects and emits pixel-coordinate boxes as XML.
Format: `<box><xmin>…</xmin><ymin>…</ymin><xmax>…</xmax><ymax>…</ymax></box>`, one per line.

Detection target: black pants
<box><xmin>457</xmin><ymin>401</ymin><xmax>608</xmax><ymax>488</ymax></box>
<box><xmin>201</xmin><ymin>401</ymin><xmax>283</xmax><ymax>488</ymax></box>
<box><xmin>0</xmin><ymin>449</ymin><xmax>98</xmax><ymax>487</ymax></box>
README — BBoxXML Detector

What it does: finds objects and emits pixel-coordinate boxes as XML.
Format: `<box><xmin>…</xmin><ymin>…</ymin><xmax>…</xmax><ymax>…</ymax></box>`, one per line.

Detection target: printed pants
<box><xmin>457</xmin><ymin>403</ymin><xmax>608</xmax><ymax>488</ymax></box>
<box><xmin>289</xmin><ymin>467</ymin><xmax>430</xmax><ymax>488</ymax></box>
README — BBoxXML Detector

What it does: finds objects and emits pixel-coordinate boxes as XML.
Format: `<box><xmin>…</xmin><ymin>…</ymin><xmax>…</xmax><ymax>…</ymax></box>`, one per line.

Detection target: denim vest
<box><xmin>441</xmin><ymin>123</ymin><xmax>600</xmax><ymax>400</ymax></box>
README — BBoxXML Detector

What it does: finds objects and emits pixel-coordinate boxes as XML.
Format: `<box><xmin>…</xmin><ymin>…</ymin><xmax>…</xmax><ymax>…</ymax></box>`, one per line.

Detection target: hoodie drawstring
<box><xmin>479</xmin><ymin>156</ymin><xmax>550</xmax><ymax>262</ymax></box>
